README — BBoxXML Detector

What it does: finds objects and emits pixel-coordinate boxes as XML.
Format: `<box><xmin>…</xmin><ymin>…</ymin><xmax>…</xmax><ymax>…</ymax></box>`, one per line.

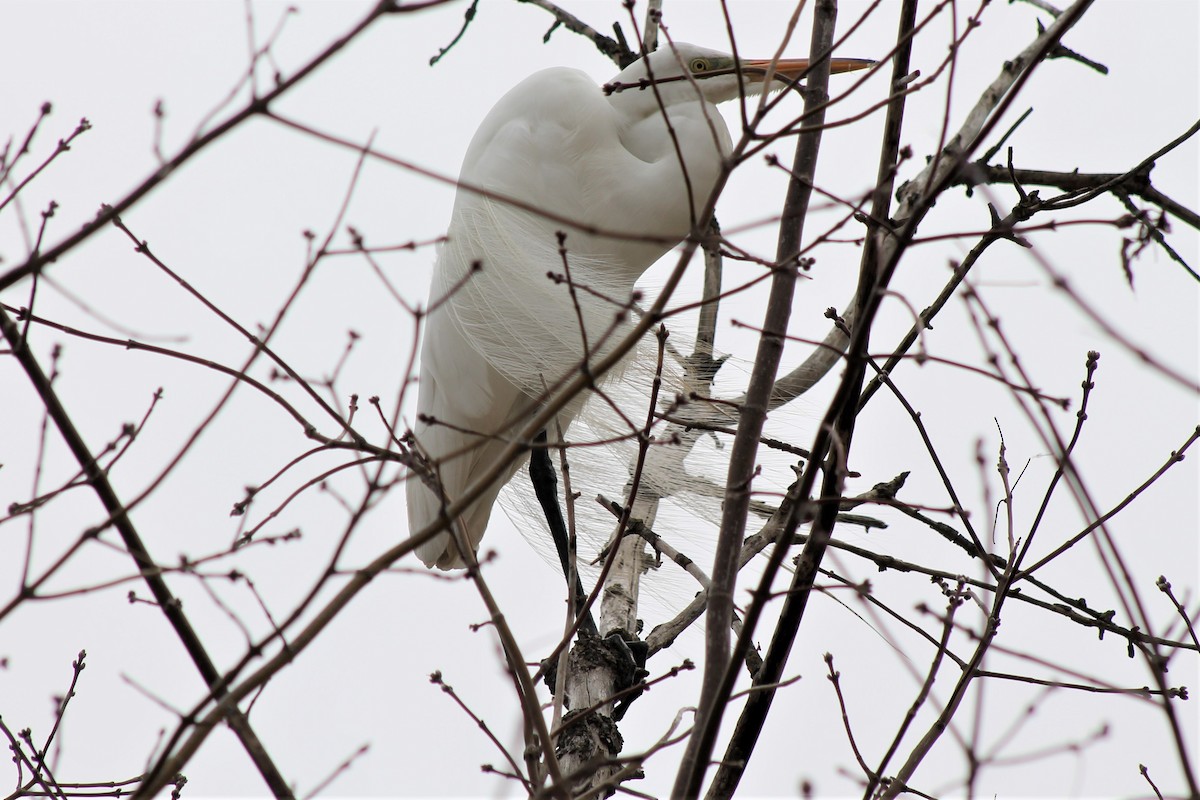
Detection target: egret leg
<box><xmin>529</xmin><ymin>430</ymin><xmax>598</xmax><ymax>637</ymax></box>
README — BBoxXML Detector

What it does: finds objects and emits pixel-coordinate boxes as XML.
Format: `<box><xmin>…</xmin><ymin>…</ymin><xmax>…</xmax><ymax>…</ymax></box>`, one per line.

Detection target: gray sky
<box><xmin>1</xmin><ymin>1</ymin><xmax>1197</xmax><ymax>797</ymax></box>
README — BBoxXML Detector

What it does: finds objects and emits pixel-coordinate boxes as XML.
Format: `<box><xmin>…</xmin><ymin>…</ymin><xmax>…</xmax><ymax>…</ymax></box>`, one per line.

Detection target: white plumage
<box><xmin>406</xmin><ymin>44</ymin><xmax>870</xmax><ymax>569</ymax></box>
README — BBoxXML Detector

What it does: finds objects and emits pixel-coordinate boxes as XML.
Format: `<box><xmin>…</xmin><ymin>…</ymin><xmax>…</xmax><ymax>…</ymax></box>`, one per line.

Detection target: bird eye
<box><xmin>690</xmin><ymin>58</ymin><xmax>709</xmax><ymax>73</ymax></box>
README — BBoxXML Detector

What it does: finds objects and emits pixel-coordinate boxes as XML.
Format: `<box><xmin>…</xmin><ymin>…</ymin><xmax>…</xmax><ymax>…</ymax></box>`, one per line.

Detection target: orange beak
<box><xmin>741</xmin><ymin>56</ymin><xmax>875</xmax><ymax>82</ymax></box>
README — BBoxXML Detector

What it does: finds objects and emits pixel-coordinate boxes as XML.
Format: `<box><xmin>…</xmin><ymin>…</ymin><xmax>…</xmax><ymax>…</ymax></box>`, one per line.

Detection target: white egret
<box><xmin>407</xmin><ymin>43</ymin><xmax>871</xmax><ymax>569</ymax></box>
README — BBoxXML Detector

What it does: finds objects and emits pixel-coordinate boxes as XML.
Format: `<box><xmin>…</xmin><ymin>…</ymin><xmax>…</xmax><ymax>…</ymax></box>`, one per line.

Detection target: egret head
<box><xmin>606</xmin><ymin>42</ymin><xmax>874</xmax><ymax>109</ymax></box>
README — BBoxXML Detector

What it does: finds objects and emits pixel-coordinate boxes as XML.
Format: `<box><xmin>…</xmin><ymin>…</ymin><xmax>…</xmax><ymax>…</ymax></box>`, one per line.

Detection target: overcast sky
<box><xmin>1</xmin><ymin>1</ymin><xmax>1197</xmax><ymax>798</ymax></box>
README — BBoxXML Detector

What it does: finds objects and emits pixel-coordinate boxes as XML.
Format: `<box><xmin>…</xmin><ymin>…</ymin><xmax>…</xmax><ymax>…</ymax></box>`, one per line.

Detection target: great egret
<box><xmin>407</xmin><ymin>43</ymin><xmax>871</xmax><ymax>569</ymax></box>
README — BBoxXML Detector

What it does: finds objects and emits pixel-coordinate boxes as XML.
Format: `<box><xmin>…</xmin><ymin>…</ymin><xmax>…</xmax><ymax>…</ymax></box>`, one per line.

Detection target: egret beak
<box><xmin>742</xmin><ymin>56</ymin><xmax>875</xmax><ymax>83</ymax></box>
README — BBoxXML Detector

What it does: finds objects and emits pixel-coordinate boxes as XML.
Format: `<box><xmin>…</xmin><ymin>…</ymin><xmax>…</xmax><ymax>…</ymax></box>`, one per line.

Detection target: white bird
<box><xmin>407</xmin><ymin>43</ymin><xmax>871</xmax><ymax>569</ymax></box>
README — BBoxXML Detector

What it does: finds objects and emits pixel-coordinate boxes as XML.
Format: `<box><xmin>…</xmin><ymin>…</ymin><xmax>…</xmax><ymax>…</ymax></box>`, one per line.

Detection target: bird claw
<box><xmin>539</xmin><ymin>630</ymin><xmax>649</xmax><ymax>721</ymax></box>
